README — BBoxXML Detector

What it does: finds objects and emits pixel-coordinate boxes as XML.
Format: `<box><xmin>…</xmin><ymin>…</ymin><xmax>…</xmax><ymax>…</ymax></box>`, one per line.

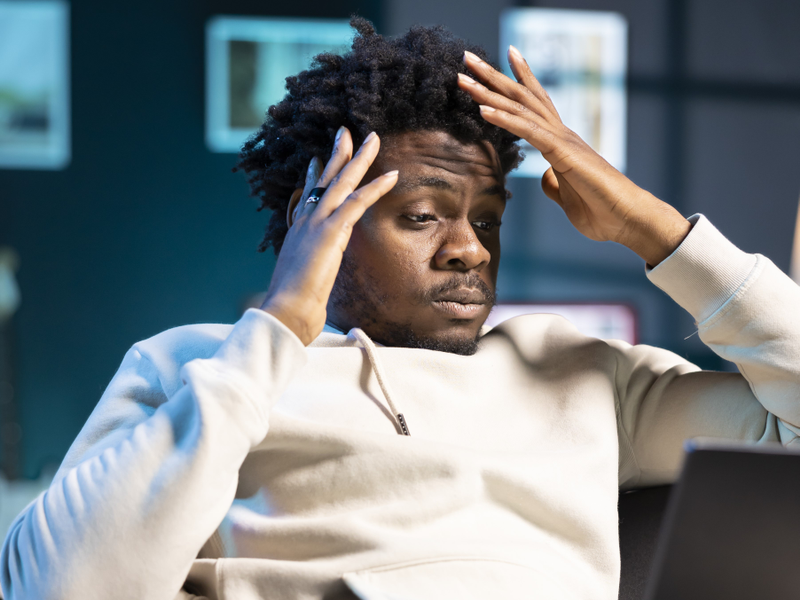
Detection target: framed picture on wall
<box><xmin>0</xmin><ymin>0</ymin><xmax>70</xmax><ymax>170</ymax></box>
<box><xmin>500</xmin><ymin>8</ymin><xmax>627</xmax><ymax>178</ymax></box>
<box><xmin>206</xmin><ymin>16</ymin><xmax>353</xmax><ymax>153</ymax></box>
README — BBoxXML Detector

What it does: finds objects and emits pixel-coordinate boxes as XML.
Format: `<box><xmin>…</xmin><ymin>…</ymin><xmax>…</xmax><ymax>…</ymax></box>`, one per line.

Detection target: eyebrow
<box><xmin>392</xmin><ymin>176</ymin><xmax>507</xmax><ymax>199</ymax></box>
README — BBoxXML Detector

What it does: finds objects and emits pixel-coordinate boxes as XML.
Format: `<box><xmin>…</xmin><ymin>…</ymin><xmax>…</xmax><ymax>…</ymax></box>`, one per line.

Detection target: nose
<box><xmin>433</xmin><ymin>221</ymin><xmax>492</xmax><ymax>271</ymax></box>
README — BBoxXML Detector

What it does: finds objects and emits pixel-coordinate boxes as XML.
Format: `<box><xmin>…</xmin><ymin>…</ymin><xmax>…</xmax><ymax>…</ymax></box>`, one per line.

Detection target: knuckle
<box><xmin>525</xmin><ymin>120</ymin><xmax>546</xmax><ymax>141</ymax></box>
<box><xmin>347</xmin><ymin>188</ymin><xmax>365</xmax><ymax>202</ymax></box>
<box><xmin>322</xmin><ymin>218</ymin><xmax>352</xmax><ymax>239</ymax></box>
<box><xmin>520</xmin><ymin>86</ymin><xmax>537</xmax><ymax>103</ymax></box>
<box><xmin>334</xmin><ymin>176</ymin><xmax>355</xmax><ymax>193</ymax></box>
<box><xmin>329</xmin><ymin>172</ymin><xmax>344</xmax><ymax>187</ymax></box>
<box><xmin>337</xmin><ymin>220</ymin><xmax>354</xmax><ymax>235</ymax></box>
<box><xmin>322</xmin><ymin>172</ymin><xmax>337</xmax><ymax>186</ymax></box>
<box><xmin>513</xmin><ymin>101</ymin><xmax>529</xmax><ymax>115</ymax></box>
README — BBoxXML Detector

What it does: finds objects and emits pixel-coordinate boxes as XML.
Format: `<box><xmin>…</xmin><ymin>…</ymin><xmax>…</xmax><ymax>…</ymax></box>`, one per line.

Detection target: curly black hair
<box><xmin>237</xmin><ymin>16</ymin><xmax>523</xmax><ymax>255</ymax></box>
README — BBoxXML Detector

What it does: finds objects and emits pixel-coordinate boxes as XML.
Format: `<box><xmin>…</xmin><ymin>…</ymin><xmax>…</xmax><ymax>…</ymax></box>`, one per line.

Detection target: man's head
<box><xmin>238</xmin><ymin>17</ymin><xmax>524</xmax><ymax>354</ymax></box>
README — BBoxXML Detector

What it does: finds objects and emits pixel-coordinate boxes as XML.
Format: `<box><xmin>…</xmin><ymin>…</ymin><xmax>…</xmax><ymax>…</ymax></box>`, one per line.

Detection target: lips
<box><xmin>435</xmin><ymin>288</ymin><xmax>489</xmax><ymax>305</ymax></box>
<box><xmin>431</xmin><ymin>288</ymin><xmax>489</xmax><ymax>319</ymax></box>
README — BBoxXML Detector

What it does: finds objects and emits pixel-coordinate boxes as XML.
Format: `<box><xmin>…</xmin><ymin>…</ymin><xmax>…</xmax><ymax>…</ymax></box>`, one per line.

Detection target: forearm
<box><xmin>615</xmin><ymin>188</ymin><xmax>693</xmax><ymax>267</ymax></box>
<box><xmin>0</xmin><ymin>309</ymin><xmax>306</xmax><ymax>600</ymax></box>
<box><xmin>649</xmin><ymin>217</ymin><xmax>800</xmax><ymax>433</ymax></box>
<box><xmin>617</xmin><ymin>216</ymin><xmax>800</xmax><ymax>486</ymax></box>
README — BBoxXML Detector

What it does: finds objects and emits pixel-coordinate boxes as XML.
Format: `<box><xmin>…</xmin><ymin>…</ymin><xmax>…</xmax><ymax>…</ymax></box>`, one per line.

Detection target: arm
<box><xmin>0</xmin><ymin>130</ymin><xmax>397</xmax><ymax>600</ymax></box>
<box><xmin>615</xmin><ymin>215</ymin><xmax>800</xmax><ymax>486</ymax></box>
<box><xmin>459</xmin><ymin>48</ymin><xmax>800</xmax><ymax>485</ymax></box>
<box><xmin>0</xmin><ymin>311</ymin><xmax>305</xmax><ymax>600</ymax></box>
<box><xmin>459</xmin><ymin>47</ymin><xmax>691</xmax><ymax>267</ymax></box>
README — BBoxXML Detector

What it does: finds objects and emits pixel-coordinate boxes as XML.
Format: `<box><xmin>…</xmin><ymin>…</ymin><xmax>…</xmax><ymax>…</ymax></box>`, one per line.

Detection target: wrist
<box><xmin>618</xmin><ymin>195</ymin><xmax>693</xmax><ymax>267</ymax></box>
<box><xmin>260</xmin><ymin>296</ymin><xmax>317</xmax><ymax>346</ymax></box>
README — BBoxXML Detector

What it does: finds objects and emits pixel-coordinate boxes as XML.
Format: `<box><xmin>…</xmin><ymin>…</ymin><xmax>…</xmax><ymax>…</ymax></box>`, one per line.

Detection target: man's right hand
<box><xmin>260</xmin><ymin>127</ymin><xmax>398</xmax><ymax>345</ymax></box>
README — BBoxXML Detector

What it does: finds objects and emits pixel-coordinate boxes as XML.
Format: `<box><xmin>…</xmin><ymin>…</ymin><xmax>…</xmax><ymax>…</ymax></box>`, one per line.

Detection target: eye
<box><xmin>472</xmin><ymin>219</ymin><xmax>502</xmax><ymax>232</ymax></box>
<box><xmin>405</xmin><ymin>213</ymin><xmax>436</xmax><ymax>224</ymax></box>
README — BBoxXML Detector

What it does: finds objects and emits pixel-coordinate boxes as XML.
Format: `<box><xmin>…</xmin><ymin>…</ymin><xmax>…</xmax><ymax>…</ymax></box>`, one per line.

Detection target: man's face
<box><xmin>326</xmin><ymin>130</ymin><xmax>506</xmax><ymax>355</ymax></box>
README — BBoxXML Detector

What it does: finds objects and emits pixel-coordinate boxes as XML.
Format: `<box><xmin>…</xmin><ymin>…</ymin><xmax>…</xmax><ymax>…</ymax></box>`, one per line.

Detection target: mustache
<box><xmin>418</xmin><ymin>273</ymin><xmax>496</xmax><ymax>307</ymax></box>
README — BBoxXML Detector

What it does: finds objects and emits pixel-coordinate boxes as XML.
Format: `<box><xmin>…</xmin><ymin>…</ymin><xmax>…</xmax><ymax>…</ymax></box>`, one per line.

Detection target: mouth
<box><xmin>431</xmin><ymin>288</ymin><xmax>489</xmax><ymax>320</ymax></box>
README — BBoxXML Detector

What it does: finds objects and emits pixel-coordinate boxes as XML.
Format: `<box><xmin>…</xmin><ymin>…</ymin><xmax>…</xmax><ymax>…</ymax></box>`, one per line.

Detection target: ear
<box><xmin>286</xmin><ymin>188</ymin><xmax>304</xmax><ymax>228</ymax></box>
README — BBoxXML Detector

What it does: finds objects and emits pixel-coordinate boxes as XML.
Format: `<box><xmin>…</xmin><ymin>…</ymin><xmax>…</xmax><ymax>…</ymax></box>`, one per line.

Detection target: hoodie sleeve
<box><xmin>614</xmin><ymin>215</ymin><xmax>800</xmax><ymax>488</ymax></box>
<box><xmin>0</xmin><ymin>308</ymin><xmax>306</xmax><ymax>600</ymax></box>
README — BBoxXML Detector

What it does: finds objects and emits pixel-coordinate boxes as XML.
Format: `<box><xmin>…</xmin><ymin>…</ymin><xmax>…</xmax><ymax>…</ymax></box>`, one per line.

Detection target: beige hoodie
<box><xmin>2</xmin><ymin>216</ymin><xmax>799</xmax><ymax>600</ymax></box>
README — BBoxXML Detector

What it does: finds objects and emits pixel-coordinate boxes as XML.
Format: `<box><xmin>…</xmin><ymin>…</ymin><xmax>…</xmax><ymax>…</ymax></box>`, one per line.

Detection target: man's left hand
<box><xmin>459</xmin><ymin>47</ymin><xmax>691</xmax><ymax>267</ymax></box>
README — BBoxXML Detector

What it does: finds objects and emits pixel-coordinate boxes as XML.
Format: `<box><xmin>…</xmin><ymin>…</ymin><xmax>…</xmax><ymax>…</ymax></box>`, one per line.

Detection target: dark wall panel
<box><xmin>685</xmin><ymin>99</ymin><xmax>800</xmax><ymax>271</ymax></box>
<box><xmin>688</xmin><ymin>0</ymin><xmax>800</xmax><ymax>85</ymax></box>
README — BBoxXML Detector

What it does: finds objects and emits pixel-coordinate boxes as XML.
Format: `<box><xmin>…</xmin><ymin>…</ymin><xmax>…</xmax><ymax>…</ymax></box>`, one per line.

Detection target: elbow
<box><xmin>0</xmin><ymin>502</ymin><xmax>75</xmax><ymax>600</ymax></box>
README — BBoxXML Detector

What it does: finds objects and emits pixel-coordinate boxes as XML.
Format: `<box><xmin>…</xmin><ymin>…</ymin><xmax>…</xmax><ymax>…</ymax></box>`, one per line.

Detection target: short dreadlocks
<box><xmin>237</xmin><ymin>16</ymin><xmax>523</xmax><ymax>255</ymax></box>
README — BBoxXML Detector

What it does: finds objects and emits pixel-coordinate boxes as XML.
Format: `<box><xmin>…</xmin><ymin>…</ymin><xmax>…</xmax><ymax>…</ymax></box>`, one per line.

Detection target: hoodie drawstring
<box><xmin>349</xmin><ymin>328</ymin><xmax>410</xmax><ymax>436</ymax></box>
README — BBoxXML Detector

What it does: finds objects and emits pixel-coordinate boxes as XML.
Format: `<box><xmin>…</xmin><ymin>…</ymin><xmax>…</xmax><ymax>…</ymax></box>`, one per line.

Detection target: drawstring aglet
<box><xmin>397</xmin><ymin>413</ymin><xmax>411</xmax><ymax>436</ymax></box>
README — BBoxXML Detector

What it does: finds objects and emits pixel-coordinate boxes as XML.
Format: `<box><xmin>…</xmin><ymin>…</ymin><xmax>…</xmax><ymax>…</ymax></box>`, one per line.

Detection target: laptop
<box><xmin>643</xmin><ymin>440</ymin><xmax>800</xmax><ymax>600</ymax></box>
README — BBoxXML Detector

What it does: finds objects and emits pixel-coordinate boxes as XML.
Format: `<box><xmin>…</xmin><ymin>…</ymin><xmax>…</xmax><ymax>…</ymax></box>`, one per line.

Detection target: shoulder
<box><xmin>483</xmin><ymin>312</ymin><xmax>695</xmax><ymax>378</ymax></box>
<box><xmin>485</xmin><ymin>312</ymin><xmax>593</xmax><ymax>345</ymax></box>
<box><xmin>482</xmin><ymin>312</ymin><xmax>610</xmax><ymax>362</ymax></box>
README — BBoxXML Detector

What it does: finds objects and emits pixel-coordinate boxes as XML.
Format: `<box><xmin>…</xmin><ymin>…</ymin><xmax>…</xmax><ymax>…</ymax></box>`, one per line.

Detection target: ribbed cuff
<box><xmin>646</xmin><ymin>214</ymin><xmax>757</xmax><ymax>323</ymax></box>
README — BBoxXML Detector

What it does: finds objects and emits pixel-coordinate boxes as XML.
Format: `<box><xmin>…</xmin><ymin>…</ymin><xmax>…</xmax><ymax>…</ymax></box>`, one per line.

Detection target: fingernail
<box><xmin>508</xmin><ymin>45</ymin><xmax>522</xmax><ymax>60</ymax></box>
<box><xmin>334</xmin><ymin>126</ymin><xmax>345</xmax><ymax>143</ymax></box>
<box><xmin>464</xmin><ymin>50</ymin><xmax>483</xmax><ymax>63</ymax></box>
<box><xmin>479</xmin><ymin>105</ymin><xmax>496</xmax><ymax>113</ymax></box>
<box><xmin>383</xmin><ymin>170</ymin><xmax>399</xmax><ymax>178</ymax></box>
<box><xmin>364</xmin><ymin>131</ymin><xmax>377</xmax><ymax>144</ymax></box>
<box><xmin>458</xmin><ymin>73</ymin><xmax>476</xmax><ymax>85</ymax></box>
<box><xmin>307</xmin><ymin>157</ymin><xmax>318</xmax><ymax>173</ymax></box>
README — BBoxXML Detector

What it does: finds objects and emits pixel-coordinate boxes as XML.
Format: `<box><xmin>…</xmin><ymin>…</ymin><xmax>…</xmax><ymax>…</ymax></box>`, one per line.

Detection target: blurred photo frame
<box><xmin>500</xmin><ymin>8</ymin><xmax>627</xmax><ymax>178</ymax></box>
<box><xmin>0</xmin><ymin>0</ymin><xmax>70</xmax><ymax>170</ymax></box>
<box><xmin>206</xmin><ymin>16</ymin><xmax>352</xmax><ymax>153</ymax></box>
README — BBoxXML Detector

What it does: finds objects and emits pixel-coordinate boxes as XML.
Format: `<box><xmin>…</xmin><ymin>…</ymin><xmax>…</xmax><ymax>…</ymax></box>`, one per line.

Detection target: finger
<box><xmin>507</xmin><ymin>46</ymin><xmax>560</xmax><ymax>120</ymax></box>
<box><xmin>314</xmin><ymin>131</ymin><xmax>381</xmax><ymax>219</ymax></box>
<box><xmin>297</xmin><ymin>127</ymin><xmax>352</xmax><ymax>219</ymax></box>
<box><xmin>324</xmin><ymin>170</ymin><xmax>399</xmax><ymax>240</ymax></box>
<box><xmin>303</xmin><ymin>156</ymin><xmax>324</xmax><ymax>198</ymax></box>
<box><xmin>293</xmin><ymin>157</ymin><xmax>324</xmax><ymax>221</ymax></box>
<box><xmin>317</xmin><ymin>126</ymin><xmax>353</xmax><ymax>189</ymax></box>
<box><xmin>477</xmin><ymin>105</ymin><xmax>568</xmax><ymax>167</ymax></box>
<box><xmin>463</xmin><ymin>50</ymin><xmax>558</xmax><ymax>121</ymax></box>
<box><xmin>458</xmin><ymin>72</ymin><xmax>552</xmax><ymax>123</ymax></box>
<box><xmin>541</xmin><ymin>167</ymin><xmax>562</xmax><ymax>205</ymax></box>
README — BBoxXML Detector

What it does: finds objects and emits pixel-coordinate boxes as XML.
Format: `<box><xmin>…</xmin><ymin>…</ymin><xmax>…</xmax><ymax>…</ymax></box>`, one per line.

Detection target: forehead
<box><xmin>373</xmin><ymin>130</ymin><xmax>503</xmax><ymax>185</ymax></box>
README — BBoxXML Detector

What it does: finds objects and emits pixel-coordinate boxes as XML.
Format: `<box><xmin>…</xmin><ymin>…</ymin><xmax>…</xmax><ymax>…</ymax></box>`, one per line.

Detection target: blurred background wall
<box><xmin>0</xmin><ymin>0</ymin><xmax>799</xmax><ymax>488</ymax></box>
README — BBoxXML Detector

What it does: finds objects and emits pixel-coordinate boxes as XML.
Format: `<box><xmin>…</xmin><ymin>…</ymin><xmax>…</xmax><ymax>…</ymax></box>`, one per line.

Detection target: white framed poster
<box><xmin>206</xmin><ymin>16</ymin><xmax>352</xmax><ymax>153</ymax></box>
<box><xmin>500</xmin><ymin>8</ymin><xmax>627</xmax><ymax>178</ymax></box>
<box><xmin>0</xmin><ymin>0</ymin><xmax>70</xmax><ymax>170</ymax></box>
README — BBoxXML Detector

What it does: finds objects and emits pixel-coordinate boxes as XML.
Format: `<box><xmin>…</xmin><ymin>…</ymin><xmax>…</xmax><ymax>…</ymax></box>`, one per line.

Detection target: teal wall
<box><xmin>0</xmin><ymin>0</ymin><xmax>380</xmax><ymax>478</ymax></box>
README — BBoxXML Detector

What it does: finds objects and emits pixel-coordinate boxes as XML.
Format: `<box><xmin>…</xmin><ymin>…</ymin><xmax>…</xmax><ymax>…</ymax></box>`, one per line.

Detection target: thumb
<box><xmin>541</xmin><ymin>167</ymin><xmax>562</xmax><ymax>206</ymax></box>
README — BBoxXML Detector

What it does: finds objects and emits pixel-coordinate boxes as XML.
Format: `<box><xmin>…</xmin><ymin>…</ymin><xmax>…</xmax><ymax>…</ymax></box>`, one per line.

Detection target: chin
<box><xmin>409</xmin><ymin>335</ymin><xmax>481</xmax><ymax>356</ymax></box>
<box><xmin>374</xmin><ymin>322</ymin><xmax>483</xmax><ymax>356</ymax></box>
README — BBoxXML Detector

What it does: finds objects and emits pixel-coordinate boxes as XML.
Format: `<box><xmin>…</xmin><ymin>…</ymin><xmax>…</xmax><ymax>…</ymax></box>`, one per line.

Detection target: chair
<box><xmin>617</xmin><ymin>486</ymin><xmax>672</xmax><ymax>600</ymax></box>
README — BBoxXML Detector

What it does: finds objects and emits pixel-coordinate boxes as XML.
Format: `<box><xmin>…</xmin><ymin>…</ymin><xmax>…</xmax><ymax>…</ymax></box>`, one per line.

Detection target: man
<box><xmin>2</xmin><ymin>17</ymin><xmax>799</xmax><ymax>600</ymax></box>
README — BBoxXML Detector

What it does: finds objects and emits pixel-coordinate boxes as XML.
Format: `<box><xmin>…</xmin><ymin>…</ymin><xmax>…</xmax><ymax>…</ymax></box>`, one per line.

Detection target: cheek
<box><xmin>351</xmin><ymin>218</ymin><xmax>437</xmax><ymax>281</ymax></box>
